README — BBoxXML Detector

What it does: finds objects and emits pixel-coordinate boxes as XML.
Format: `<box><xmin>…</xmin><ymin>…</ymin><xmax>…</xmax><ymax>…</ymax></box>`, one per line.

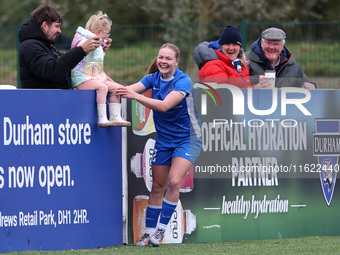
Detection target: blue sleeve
<box><xmin>140</xmin><ymin>74</ymin><xmax>154</xmax><ymax>90</ymax></box>
<box><xmin>173</xmin><ymin>76</ymin><xmax>191</xmax><ymax>95</ymax></box>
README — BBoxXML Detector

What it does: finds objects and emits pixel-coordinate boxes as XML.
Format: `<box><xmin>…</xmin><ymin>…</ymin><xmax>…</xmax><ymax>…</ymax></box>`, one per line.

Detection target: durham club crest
<box><xmin>313</xmin><ymin>119</ymin><xmax>340</xmax><ymax>206</ymax></box>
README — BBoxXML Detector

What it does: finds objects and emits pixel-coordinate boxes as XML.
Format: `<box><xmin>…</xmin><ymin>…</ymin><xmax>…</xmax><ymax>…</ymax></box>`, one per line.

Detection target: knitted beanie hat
<box><xmin>219</xmin><ymin>25</ymin><xmax>242</xmax><ymax>46</ymax></box>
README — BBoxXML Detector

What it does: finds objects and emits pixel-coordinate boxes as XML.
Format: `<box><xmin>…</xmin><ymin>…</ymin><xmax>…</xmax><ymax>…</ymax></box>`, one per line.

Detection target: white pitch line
<box><xmin>203</xmin><ymin>225</ymin><xmax>221</xmax><ymax>229</ymax></box>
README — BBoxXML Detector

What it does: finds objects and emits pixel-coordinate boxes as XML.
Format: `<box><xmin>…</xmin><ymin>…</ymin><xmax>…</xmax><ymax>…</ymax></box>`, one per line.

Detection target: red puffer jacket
<box><xmin>199</xmin><ymin>49</ymin><xmax>252</xmax><ymax>88</ymax></box>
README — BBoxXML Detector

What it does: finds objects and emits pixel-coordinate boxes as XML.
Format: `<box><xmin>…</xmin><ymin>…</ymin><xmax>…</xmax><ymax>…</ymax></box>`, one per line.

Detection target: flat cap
<box><xmin>261</xmin><ymin>27</ymin><xmax>286</xmax><ymax>40</ymax></box>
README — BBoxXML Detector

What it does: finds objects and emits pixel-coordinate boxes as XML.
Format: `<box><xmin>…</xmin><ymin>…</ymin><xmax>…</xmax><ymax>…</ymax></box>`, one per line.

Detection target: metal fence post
<box><xmin>240</xmin><ymin>20</ymin><xmax>247</xmax><ymax>51</ymax></box>
<box><xmin>17</xmin><ymin>25</ymin><xmax>21</xmax><ymax>88</ymax></box>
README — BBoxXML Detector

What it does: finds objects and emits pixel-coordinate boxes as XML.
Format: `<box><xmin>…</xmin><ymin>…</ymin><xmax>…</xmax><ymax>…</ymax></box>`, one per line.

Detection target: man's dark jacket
<box><xmin>245</xmin><ymin>38</ymin><xmax>310</xmax><ymax>88</ymax></box>
<box><xmin>19</xmin><ymin>17</ymin><xmax>86</xmax><ymax>89</ymax></box>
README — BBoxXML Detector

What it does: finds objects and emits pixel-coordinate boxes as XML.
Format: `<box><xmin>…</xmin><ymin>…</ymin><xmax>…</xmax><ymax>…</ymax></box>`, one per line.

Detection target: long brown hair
<box><xmin>238</xmin><ymin>48</ymin><xmax>248</xmax><ymax>66</ymax></box>
<box><xmin>146</xmin><ymin>43</ymin><xmax>180</xmax><ymax>75</ymax></box>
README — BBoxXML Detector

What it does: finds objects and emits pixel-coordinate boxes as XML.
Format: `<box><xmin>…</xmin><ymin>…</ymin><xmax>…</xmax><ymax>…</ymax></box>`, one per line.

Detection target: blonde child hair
<box><xmin>85</xmin><ymin>11</ymin><xmax>112</xmax><ymax>33</ymax></box>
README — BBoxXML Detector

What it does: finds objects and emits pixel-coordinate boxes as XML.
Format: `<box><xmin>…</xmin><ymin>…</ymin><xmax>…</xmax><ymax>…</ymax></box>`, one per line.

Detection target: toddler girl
<box><xmin>71</xmin><ymin>11</ymin><xmax>130</xmax><ymax>127</ymax></box>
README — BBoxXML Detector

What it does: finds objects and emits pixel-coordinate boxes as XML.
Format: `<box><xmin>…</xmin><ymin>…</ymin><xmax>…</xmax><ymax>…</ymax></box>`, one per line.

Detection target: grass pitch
<box><xmin>4</xmin><ymin>236</ymin><xmax>340</xmax><ymax>255</ymax></box>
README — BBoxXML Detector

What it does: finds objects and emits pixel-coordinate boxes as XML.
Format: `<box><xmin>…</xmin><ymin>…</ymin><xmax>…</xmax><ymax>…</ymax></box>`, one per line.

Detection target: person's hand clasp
<box><xmin>102</xmin><ymin>38</ymin><xmax>112</xmax><ymax>52</ymax></box>
<box><xmin>302</xmin><ymin>82</ymin><xmax>316</xmax><ymax>89</ymax></box>
<box><xmin>114</xmin><ymin>86</ymin><xmax>137</xmax><ymax>99</ymax></box>
<box><xmin>81</xmin><ymin>36</ymin><xmax>100</xmax><ymax>54</ymax></box>
<box><xmin>255</xmin><ymin>75</ymin><xmax>272</xmax><ymax>89</ymax></box>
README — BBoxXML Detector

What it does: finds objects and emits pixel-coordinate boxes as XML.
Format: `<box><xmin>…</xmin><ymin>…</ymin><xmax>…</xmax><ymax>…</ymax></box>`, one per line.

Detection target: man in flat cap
<box><xmin>246</xmin><ymin>27</ymin><xmax>316</xmax><ymax>89</ymax></box>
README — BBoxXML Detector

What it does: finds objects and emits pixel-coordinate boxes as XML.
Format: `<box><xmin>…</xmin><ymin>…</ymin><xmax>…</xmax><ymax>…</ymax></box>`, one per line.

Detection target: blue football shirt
<box><xmin>140</xmin><ymin>68</ymin><xmax>201</xmax><ymax>142</ymax></box>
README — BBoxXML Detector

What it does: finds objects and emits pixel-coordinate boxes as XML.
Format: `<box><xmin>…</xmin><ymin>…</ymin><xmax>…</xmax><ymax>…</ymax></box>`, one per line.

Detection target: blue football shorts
<box><xmin>152</xmin><ymin>136</ymin><xmax>202</xmax><ymax>166</ymax></box>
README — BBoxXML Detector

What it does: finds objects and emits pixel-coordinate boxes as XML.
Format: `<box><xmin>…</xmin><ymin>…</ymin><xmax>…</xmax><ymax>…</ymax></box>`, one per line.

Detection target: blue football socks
<box><xmin>158</xmin><ymin>198</ymin><xmax>178</xmax><ymax>231</ymax></box>
<box><xmin>145</xmin><ymin>204</ymin><xmax>162</xmax><ymax>235</ymax></box>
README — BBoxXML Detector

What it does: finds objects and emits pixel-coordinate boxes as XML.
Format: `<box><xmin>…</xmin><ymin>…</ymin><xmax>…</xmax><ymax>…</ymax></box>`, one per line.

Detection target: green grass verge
<box><xmin>4</xmin><ymin>236</ymin><xmax>340</xmax><ymax>255</ymax></box>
